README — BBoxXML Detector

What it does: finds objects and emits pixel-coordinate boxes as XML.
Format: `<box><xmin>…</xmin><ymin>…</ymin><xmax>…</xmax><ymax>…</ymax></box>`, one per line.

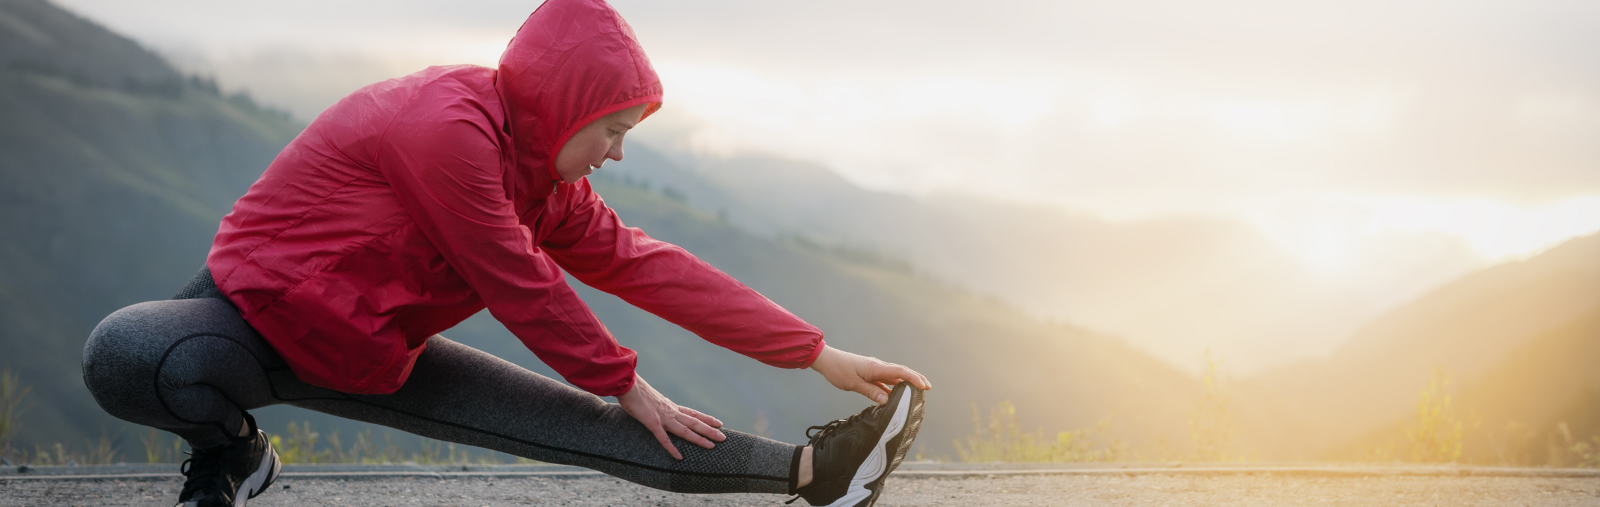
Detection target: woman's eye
<box><xmin>607</xmin><ymin>129</ymin><xmax>621</xmax><ymax>137</ymax></box>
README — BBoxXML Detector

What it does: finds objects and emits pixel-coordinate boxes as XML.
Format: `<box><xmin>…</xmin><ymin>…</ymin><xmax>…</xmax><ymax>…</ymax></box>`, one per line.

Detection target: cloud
<box><xmin>57</xmin><ymin>0</ymin><xmax>1600</xmax><ymax>262</ymax></box>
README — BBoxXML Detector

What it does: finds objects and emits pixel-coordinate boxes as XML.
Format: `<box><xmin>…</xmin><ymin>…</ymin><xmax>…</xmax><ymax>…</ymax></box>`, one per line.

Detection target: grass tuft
<box><xmin>954</xmin><ymin>400</ymin><xmax>1123</xmax><ymax>463</ymax></box>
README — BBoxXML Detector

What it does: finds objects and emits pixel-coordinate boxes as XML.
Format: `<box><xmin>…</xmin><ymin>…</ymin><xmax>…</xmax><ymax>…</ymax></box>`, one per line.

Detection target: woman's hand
<box><xmin>617</xmin><ymin>374</ymin><xmax>725</xmax><ymax>460</ymax></box>
<box><xmin>809</xmin><ymin>345</ymin><xmax>933</xmax><ymax>405</ymax></box>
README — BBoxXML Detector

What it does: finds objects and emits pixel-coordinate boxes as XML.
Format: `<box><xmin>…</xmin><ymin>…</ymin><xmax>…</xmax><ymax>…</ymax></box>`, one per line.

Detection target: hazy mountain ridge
<box><xmin>0</xmin><ymin>0</ymin><xmax>306</xmax><ymax>446</ymax></box>
<box><xmin>610</xmin><ymin>116</ymin><xmax>1600</xmax><ymax>464</ymax></box>
<box><xmin>0</xmin><ymin>0</ymin><xmax>1201</xmax><ymax>458</ymax></box>
<box><xmin>1453</xmin><ymin>304</ymin><xmax>1600</xmax><ymax>464</ymax></box>
<box><xmin>1234</xmin><ymin>232</ymin><xmax>1600</xmax><ymax>460</ymax></box>
<box><xmin>448</xmin><ymin>174</ymin><xmax>1203</xmax><ymax>454</ymax></box>
<box><xmin>0</xmin><ymin>0</ymin><xmax>180</xmax><ymax>89</ymax></box>
<box><xmin>599</xmin><ymin>146</ymin><xmax>1487</xmax><ymax>373</ymax></box>
<box><xmin>1320</xmin><ymin>303</ymin><xmax>1600</xmax><ymax>465</ymax></box>
<box><xmin>4</xmin><ymin>0</ymin><xmax>1592</xmax><ymax>465</ymax></box>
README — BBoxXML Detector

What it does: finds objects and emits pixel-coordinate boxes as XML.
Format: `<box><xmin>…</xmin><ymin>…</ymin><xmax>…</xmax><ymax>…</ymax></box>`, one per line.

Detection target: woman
<box><xmin>79</xmin><ymin>1</ymin><xmax>929</xmax><ymax>506</ymax></box>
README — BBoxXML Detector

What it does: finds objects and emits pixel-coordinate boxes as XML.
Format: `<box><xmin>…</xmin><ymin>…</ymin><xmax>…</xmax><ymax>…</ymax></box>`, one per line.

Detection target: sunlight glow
<box><xmin>1364</xmin><ymin>195</ymin><xmax>1600</xmax><ymax>261</ymax></box>
<box><xmin>1249</xmin><ymin>194</ymin><xmax>1600</xmax><ymax>277</ymax></box>
<box><xmin>1089</xmin><ymin>96</ymin><xmax>1142</xmax><ymax>129</ymax></box>
<box><xmin>655</xmin><ymin>62</ymin><xmax>1058</xmax><ymax>131</ymax></box>
<box><xmin>1209</xmin><ymin>100</ymin><xmax>1334</xmax><ymax>144</ymax></box>
<box><xmin>649</xmin><ymin>60</ymin><xmax>1600</xmax><ymax>275</ymax></box>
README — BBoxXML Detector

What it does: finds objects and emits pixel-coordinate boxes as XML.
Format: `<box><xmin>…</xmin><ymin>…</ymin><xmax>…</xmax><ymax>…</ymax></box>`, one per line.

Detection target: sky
<box><xmin>50</xmin><ymin>0</ymin><xmax>1600</xmax><ymax>367</ymax></box>
<box><xmin>53</xmin><ymin>0</ymin><xmax>1600</xmax><ymax>264</ymax></box>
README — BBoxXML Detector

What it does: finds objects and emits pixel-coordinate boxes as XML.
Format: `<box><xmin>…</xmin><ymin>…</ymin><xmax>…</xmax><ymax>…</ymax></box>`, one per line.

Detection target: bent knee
<box><xmin>84</xmin><ymin>301</ymin><xmax>174</xmax><ymax>371</ymax></box>
<box><xmin>83</xmin><ymin>299</ymin><xmax>235</xmax><ymax>417</ymax></box>
<box><xmin>82</xmin><ymin>302</ymin><xmax>165</xmax><ymax>414</ymax></box>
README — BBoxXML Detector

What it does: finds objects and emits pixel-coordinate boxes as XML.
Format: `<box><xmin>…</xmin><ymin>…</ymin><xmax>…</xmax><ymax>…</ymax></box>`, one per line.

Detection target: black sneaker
<box><xmin>792</xmin><ymin>382</ymin><xmax>925</xmax><ymax>507</ymax></box>
<box><xmin>174</xmin><ymin>413</ymin><xmax>282</xmax><ymax>507</ymax></box>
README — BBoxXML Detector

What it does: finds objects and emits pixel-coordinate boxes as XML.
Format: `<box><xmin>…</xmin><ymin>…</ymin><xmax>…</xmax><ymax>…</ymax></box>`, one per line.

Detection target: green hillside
<box><xmin>0</xmin><ymin>0</ymin><xmax>181</xmax><ymax>88</ymax></box>
<box><xmin>0</xmin><ymin>0</ymin><xmax>303</xmax><ymax>447</ymax></box>
<box><xmin>0</xmin><ymin>0</ymin><xmax>1201</xmax><ymax>460</ymax></box>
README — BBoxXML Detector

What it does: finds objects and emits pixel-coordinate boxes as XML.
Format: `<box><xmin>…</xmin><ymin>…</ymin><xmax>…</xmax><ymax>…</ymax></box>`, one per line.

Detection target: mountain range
<box><xmin>1</xmin><ymin>0</ymin><xmax>301</xmax><ymax>448</ymax></box>
<box><xmin>1235</xmin><ymin>231</ymin><xmax>1600</xmax><ymax>461</ymax></box>
<box><xmin>0</xmin><ymin>0</ymin><xmax>1197</xmax><ymax>459</ymax></box>
<box><xmin>1</xmin><ymin>0</ymin><xmax>1595</xmax><ymax>466</ymax></box>
<box><xmin>597</xmin><ymin>146</ymin><xmax>1488</xmax><ymax>373</ymax></box>
<box><xmin>586</xmin><ymin>124</ymin><xmax>1600</xmax><ymax>465</ymax></box>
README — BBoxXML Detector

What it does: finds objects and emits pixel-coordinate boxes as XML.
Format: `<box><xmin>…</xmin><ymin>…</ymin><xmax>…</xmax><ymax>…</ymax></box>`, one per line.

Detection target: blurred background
<box><xmin>1</xmin><ymin>0</ymin><xmax>1597</xmax><ymax>467</ymax></box>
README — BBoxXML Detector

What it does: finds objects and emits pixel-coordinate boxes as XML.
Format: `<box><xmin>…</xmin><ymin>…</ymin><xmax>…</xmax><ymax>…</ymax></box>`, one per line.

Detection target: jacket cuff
<box><xmin>798</xmin><ymin>337</ymin><xmax>827</xmax><ymax>369</ymax></box>
<box><xmin>585</xmin><ymin>360</ymin><xmax>638</xmax><ymax>398</ymax></box>
<box><xmin>610</xmin><ymin>371</ymin><xmax>638</xmax><ymax>398</ymax></box>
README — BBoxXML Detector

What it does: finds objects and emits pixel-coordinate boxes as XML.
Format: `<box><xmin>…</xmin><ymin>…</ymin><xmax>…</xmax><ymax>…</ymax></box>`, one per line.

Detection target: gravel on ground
<box><xmin>5</xmin><ymin>472</ymin><xmax>1600</xmax><ymax>506</ymax></box>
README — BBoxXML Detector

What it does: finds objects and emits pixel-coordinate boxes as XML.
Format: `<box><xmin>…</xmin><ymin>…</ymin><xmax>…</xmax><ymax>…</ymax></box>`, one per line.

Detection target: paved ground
<box><xmin>4</xmin><ymin>465</ymin><xmax>1599</xmax><ymax>506</ymax></box>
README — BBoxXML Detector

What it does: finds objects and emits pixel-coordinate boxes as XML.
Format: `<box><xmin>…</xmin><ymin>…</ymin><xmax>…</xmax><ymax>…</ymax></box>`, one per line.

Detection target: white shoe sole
<box><xmin>823</xmin><ymin>388</ymin><xmax>917</xmax><ymax>507</ymax></box>
<box><xmin>234</xmin><ymin>432</ymin><xmax>281</xmax><ymax>507</ymax></box>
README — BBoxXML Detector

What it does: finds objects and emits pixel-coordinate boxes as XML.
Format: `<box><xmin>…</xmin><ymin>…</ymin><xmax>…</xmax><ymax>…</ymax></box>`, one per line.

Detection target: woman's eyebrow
<box><xmin>614</xmin><ymin>119</ymin><xmax>638</xmax><ymax>130</ymax></box>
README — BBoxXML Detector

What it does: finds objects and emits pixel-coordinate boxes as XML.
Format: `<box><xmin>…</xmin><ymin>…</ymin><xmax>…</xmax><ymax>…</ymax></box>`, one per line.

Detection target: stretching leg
<box><xmin>83</xmin><ymin>283</ymin><xmax>798</xmax><ymax>494</ymax></box>
<box><xmin>82</xmin><ymin>298</ymin><xmax>272</xmax><ymax>449</ymax></box>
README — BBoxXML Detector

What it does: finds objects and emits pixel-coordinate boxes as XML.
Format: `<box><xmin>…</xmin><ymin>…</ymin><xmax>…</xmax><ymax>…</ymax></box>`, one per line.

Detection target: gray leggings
<box><xmin>81</xmin><ymin>269</ymin><xmax>799</xmax><ymax>495</ymax></box>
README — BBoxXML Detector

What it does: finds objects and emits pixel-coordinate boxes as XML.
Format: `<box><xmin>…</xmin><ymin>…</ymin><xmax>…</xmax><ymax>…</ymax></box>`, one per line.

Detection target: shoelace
<box><xmin>177</xmin><ymin>446</ymin><xmax>231</xmax><ymax>504</ymax></box>
<box><xmin>785</xmin><ymin>403</ymin><xmax>888</xmax><ymax>504</ymax></box>
<box><xmin>805</xmin><ymin>419</ymin><xmax>848</xmax><ymax>449</ymax></box>
<box><xmin>807</xmin><ymin>400</ymin><xmax>889</xmax><ymax>449</ymax></box>
<box><xmin>785</xmin><ymin>418</ymin><xmax>853</xmax><ymax>505</ymax></box>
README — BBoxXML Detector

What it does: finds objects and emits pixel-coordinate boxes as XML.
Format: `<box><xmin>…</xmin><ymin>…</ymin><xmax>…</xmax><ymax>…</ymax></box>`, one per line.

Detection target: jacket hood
<box><xmin>496</xmin><ymin>0</ymin><xmax>662</xmax><ymax>200</ymax></box>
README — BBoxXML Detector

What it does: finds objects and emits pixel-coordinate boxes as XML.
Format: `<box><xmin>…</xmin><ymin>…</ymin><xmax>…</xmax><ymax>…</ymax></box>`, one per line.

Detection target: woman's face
<box><xmin>553</xmin><ymin>104</ymin><xmax>649</xmax><ymax>183</ymax></box>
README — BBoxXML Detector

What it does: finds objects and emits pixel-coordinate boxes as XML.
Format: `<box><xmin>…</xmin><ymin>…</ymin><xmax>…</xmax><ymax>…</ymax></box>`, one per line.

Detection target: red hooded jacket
<box><xmin>206</xmin><ymin>0</ymin><xmax>825</xmax><ymax>396</ymax></box>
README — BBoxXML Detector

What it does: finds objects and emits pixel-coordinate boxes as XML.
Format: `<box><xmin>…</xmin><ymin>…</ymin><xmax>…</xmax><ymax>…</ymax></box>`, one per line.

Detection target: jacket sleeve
<box><xmin>541</xmin><ymin>179</ymin><xmax>826</xmax><ymax>369</ymax></box>
<box><xmin>375</xmin><ymin>100</ymin><xmax>638</xmax><ymax>397</ymax></box>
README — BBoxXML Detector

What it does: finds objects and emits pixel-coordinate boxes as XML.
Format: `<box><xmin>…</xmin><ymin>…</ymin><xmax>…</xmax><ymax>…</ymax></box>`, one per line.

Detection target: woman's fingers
<box><xmin>678</xmin><ymin>406</ymin><xmax>725</xmax><ymax>431</ymax></box>
<box><xmin>635</xmin><ymin>408</ymin><xmax>715</xmax><ymax>459</ymax></box>
<box><xmin>812</xmin><ymin>346</ymin><xmax>933</xmax><ymax>403</ymax></box>
<box><xmin>665</xmin><ymin>415</ymin><xmax>717</xmax><ymax>449</ymax></box>
<box><xmin>853</xmin><ymin>381</ymin><xmax>891</xmax><ymax>404</ymax></box>
<box><xmin>678</xmin><ymin>404</ymin><xmax>723</xmax><ymax>428</ymax></box>
<box><xmin>674</xmin><ymin>409</ymin><xmax>725</xmax><ymax>444</ymax></box>
<box><xmin>869</xmin><ymin>361</ymin><xmax>932</xmax><ymax>391</ymax></box>
<box><xmin>875</xmin><ymin>380</ymin><xmax>897</xmax><ymax>395</ymax></box>
<box><xmin>644</xmin><ymin>417</ymin><xmax>683</xmax><ymax>460</ymax></box>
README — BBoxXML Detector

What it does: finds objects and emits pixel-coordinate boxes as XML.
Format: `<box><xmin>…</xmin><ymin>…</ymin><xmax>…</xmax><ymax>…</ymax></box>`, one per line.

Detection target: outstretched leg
<box><xmin>82</xmin><ymin>269</ymin><xmax>800</xmax><ymax>495</ymax></box>
<box><xmin>282</xmin><ymin>336</ymin><xmax>799</xmax><ymax>494</ymax></box>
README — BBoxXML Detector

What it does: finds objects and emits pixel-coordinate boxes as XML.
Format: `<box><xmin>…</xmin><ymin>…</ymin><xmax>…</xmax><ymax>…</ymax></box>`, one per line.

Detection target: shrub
<box><xmin>1188</xmin><ymin>351</ymin><xmax>1234</xmax><ymax>461</ymax></box>
<box><xmin>954</xmin><ymin>400</ymin><xmax>1123</xmax><ymax>463</ymax></box>
<box><xmin>0</xmin><ymin>368</ymin><xmax>32</xmax><ymax>461</ymax></box>
<box><xmin>1404</xmin><ymin>370</ymin><xmax>1464</xmax><ymax>463</ymax></box>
